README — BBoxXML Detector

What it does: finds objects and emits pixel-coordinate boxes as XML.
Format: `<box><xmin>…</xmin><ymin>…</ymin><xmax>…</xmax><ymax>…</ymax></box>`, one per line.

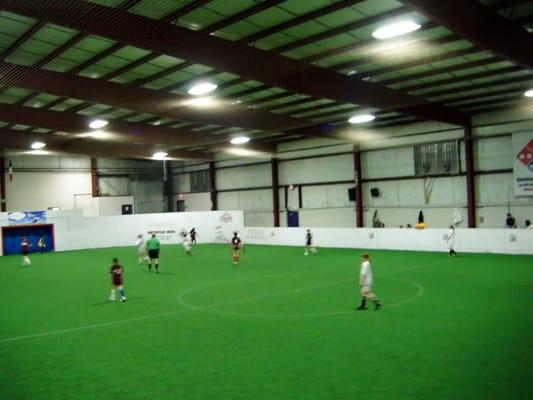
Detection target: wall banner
<box><xmin>512</xmin><ymin>132</ymin><xmax>533</xmax><ymax>196</ymax></box>
<box><xmin>8</xmin><ymin>211</ymin><xmax>47</xmax><ymax>225</ymax></box>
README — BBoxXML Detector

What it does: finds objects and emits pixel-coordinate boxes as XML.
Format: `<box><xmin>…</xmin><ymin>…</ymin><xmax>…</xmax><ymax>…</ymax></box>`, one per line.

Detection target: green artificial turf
<box><xmin>0</xmin><ymin>244</ymin><xmax>532</xmax><ymax>400</ymax></box>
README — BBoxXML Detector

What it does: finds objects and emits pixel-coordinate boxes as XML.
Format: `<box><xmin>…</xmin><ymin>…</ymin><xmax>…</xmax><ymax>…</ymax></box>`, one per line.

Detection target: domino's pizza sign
<box><xmin>8</xmin><ymin>210</ymin><xmax>47</xmax><ymax>225</ymax></box>
<box><xmin>513</xmin><ymin>133</ymin><xmax>533</xmax><ymax>196</ymax></box>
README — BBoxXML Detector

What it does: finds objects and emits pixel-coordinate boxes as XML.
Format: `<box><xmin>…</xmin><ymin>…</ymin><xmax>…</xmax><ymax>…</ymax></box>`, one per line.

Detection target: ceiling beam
<box><xmin>0</xmin><ymin>0</ymin><xmax>469</xmax><ymax>126</ymax></box>
<box><xmin>0</xmin><ymin>128</ymin><xmax>213</xmax><ymax>160</ymax></box>
<box><xmin>402</xmin><ymin>0</ymin><xmax>533</xmax><ymax>69</ymax></box>
<box><xmin>202</xmin><ymin>0</ymin><xmax>285</xmax><ymax>34</ymax></box>
<box><xmin>0</xmin><ymin>62</ymin><xmax>309</xmax><ymax>131</ymax></box>
<box><xmin>0</xmin><ymin>103</ymin><xmax>216</xmax><ymax>148</ymax></box>
<box><xmin>0</xmin><ymin>21</ymin><xmax>45</xmax><ymax>61</ymax></box>
<box><xmin>274</xmin><ymin>7</ymin><xmax>411</xmax><ymax>54</ymax></box>
<box><xmin>238</xmin><ymin>0</ymin><xmax>366</xmax><ymax>44</ymax></box>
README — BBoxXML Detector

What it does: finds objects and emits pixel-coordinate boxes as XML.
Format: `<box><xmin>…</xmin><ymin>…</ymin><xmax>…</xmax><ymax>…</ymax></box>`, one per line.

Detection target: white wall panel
<box><xmin>5</xmin><ymin>172</ymin><xmax>92</xmax><ymax>211</ymax></box>
<box><xmin>362</xmin><ymin>147</ymin><xmax>414</xmax><ymax>179</ymax></box>
<box><xmin>180</xmin><ymin>192</ymin><xmax>211</xmax><ymax>211</ymax></box>
<box><xmin>279</xmin><ymin>154</ymin><xmax>353</xmax><ymax>185</ymax></box>
<box><xmin>474</xmin><ymin>136</ymin><xmax>512</xmax><ymax>171</ymax></box>
<box><xmin>216</xmin><ymin>163</ymin><xmax>271</xmax><ymax>190</ymax></box>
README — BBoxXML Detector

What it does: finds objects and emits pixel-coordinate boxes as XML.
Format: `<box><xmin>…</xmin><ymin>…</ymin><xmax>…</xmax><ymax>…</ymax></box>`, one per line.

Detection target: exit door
<box><xmin>287</xmin><ymin>211</ymin><xmax>299</xmax><ymax>227</ymax></box>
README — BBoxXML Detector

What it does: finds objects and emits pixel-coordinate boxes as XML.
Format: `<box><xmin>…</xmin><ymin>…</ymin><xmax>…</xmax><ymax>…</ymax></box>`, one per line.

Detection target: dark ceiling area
<box><xmin>0</xmin><ymin>0</ymin><xmax>531</xmax><ymax>160</ymax></box>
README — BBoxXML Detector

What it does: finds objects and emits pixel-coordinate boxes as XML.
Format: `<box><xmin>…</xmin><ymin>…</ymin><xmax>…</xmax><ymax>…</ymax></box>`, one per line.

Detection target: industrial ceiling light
<box><xmin>525</xmin><ymin>89</ymin><xmax>533</xmax><ymax>97</ymax></box>
<box><xmin>372</xmin><ymin>21</ymin><xmax>421</xmax><ymax>39</ymax></box>
<box><xmin>230</xmin><ymin>136</ymin><xmax>250</xmax><ymax>145</ymax></box>
<box><xmin>152</xmin><ymin>151</ymin><xmax>168</xmax><ymax>160</ymax></box>
<box><xmin>31</xmin><ymin>141</ymin><xmax>46</xmax><ymax>150</ymax></box>
<box><xmin>89</xmin><ymin>119</ymin><xmax>108</xmax><ymax>129</ymax></box>
<box><xmin>188</xmin><ymin>82</ymin><xmax>218</xmax><ymax>96</ymax></box>
<box><xmin>348</xmin><ymin>114</ymin><xmax>376</xmax><ymax>124</ymax></box>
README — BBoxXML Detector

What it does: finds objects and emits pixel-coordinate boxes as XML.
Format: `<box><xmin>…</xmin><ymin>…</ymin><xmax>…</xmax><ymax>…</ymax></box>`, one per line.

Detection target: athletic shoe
<box><xmin>356</xmin><ymin>306</ymin><xmax>367</xmax><ymax>310</ymax></box>
<box><xmin>374</xmin><ymin>301</ymin><xmax>383</xmax><ymax>310</ymax></box>
<box><xmin>120</xmin><ymin>297</ymin><xmax>127</xmax><ymax>303</ymax></box>
<box><xmin>109</xmin><ymin>297</ymin><xmax>116</xmax><ymax>302</ymax></box>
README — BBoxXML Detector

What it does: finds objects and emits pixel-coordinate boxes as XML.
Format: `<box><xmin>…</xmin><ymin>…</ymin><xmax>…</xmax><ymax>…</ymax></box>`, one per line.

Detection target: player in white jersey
<box><xmin>446</xmin><ymin>225</ymin><xmax>457</xmax><ymax>257</ymax></box>
<box><xmin>181</xmin><ymin>232</ymin><xmax>192</xmax><ymax>255</ymax></box>
<box><xmin>135</xmin><ymin>234</ymin><xmax>149</xmax><ymax>265</ymax></box>
<box><xmin>357</xmin><ymin>253</ymin><xmax>383</xmax><ymax>310</ymax></box>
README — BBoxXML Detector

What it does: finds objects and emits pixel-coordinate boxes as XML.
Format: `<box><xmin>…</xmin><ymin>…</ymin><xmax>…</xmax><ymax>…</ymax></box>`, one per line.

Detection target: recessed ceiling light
<box><xmin>525</xmin><ymin>89</ymin><xmax>533</xmax><ymax>98</ymax></box>
<box><xmin>230</xmin><ymin>136</ymin><xmax>250</xmax><ymax>145</ymax></box>
<box><xmin>372</xmin><ymin>21</ymin><xmax>421</xmax><ymax>40</ymax></box>
<box><xmin>89</xmin><ymin>119</ymin><xmax>108</xmax><ymax>129</ymax></box>
<box><xmin>26</xmin><ymin>150</ymin><xmax>50</xmax><ymax>155</ymax></box>
<box><xmin>80</xmin><ymin>130</ymin><xmax>113</xmax><ymax>140</ymax></box>
<box><xmin>188</xmin><ymin>82</ymin><xmax>217</xmax><ymax>96</ymax></box>
<box><xmin>152</xmin><ymin>151</ymin><xmax>168</xmax><ymax>160</ymax></box>
<box><xmin>348</xmin><ymin>114</ymin><xmax>376</xmax><ymax>124</ymax></box>
<box><xmin>31</xmin><ymin>141</ymin><xmax>46</xmax><ymax>150</ymax></box>
<box><xmin>182</xmin><ymin>97</ymin><xmax>218</xmax><ymax>108</ymax></box>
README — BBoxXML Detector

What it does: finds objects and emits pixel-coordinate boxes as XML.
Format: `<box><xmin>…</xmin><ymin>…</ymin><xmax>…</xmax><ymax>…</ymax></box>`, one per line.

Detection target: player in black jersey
<box><xmin>231</xmin><ymin>232</ymin><xmax>241</xmax><ymax>265</ymax></box>
<box><xmin>304</xmin><ymin>229</ymin><xmax>317</xmax><ymax>255</ymax></box>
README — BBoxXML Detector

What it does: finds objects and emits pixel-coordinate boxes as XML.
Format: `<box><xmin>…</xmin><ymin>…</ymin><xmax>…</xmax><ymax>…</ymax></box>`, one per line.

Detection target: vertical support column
<box><xmin>353</xmin><ymin>150</ymin><xmax>363</xmax><ymax>227</ymax></box>
<box><xmin>0</xmin><ymin>157</ymin><xmax>6</xmax><ymax>211</ymax></box>
<box><xmin>90</xmin><ymin>157</ymin><xmax>99</xmax><ymax>197</ymax></box>
<box><xmin>297</xmin><ymin>185</ymin><xmax>303</xmax><ymax>209</ymax></box>
<box><xmin>464</xmin><ymin>121</ymin><xmax>476</xmax><ymax>228</ymax></box>
<box><xmin>209</xmin><ymin>161</ymin><xmax>217</xmax><ymax>211</ymax></box>
<box><xmin>271</xmin><ymin>157</ymin><xmax>280</xmax><ymax>227</ymax></box>
<box><xmin>164</xmin><ymin>161</ymin><xmax>174</xmax><ymax>212</ymax></box>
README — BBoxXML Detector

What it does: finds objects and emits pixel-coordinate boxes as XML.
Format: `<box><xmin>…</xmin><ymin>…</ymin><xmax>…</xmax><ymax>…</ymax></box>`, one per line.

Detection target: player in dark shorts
<box><xmin>231</xmin><ymin>232</ymin><xmax>241</xmax><ymax>265</ymax></box>
<box><xmin>21</xmin><ymin>236</ymin><xmax>32</xmax><ymax>266</ymax></box>
<box><xmin>304</xmin><ymin>229</ymin><xmax>317</xmax><ymax>255</ymax></box>
<box><xmin>189</xmin><ymin>228</ymin><xmax>198</xmax><ymax>245</ymax></box>
<box><xmin>109</xmin><ymin>257</ymin><xmax>127</xmax><ymax>302</ymax></box>
<box><xmin>146</xmin><ymin>233</ymin><xmax>161</xmax><ymax>273</ymax></box>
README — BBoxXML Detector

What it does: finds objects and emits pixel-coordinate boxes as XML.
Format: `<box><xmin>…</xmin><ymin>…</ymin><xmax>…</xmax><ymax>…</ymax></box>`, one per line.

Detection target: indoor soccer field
<box><xmin>1</xmin><ymin>244</ymin><xmax>531</xmax><ymax>400</ymax></box>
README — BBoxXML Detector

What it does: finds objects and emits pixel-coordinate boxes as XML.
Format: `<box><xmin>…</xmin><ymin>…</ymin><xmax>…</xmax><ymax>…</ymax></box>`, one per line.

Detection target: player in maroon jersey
<box><xmin>231</xmin><ymin>232</ymin><xmax>241</xmax><ymax>265</ymax></box>
<box><xmin>21</xmin><ymin>236</ymin><xmax>32</xmax><ymax>266</ymax></box>
<box><xmin>109</xmin><ymin>257</ymin><xmax>127</xmax><ymax>302</ymax></box>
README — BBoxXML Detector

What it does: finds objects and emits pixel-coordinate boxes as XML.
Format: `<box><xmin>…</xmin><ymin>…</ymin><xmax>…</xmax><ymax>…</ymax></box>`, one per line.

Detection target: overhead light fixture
<box><xmin>26</xmin><ymin>150</ymin><xmax>50</xmax><ymax>155</ymax></box>
<box><xmin>348</xmin><ymin>114</ymin><xmax>376</xmax><ymax>124</ymax></box>
<box><xmin>80</xmin><ymin>130</ymin><xmax>113</xmax><ymax>140</ymax></box>
<box><xmin>372</xmin><ymin>21</ymin><xmax>421</xmax><ymax>40</ymax></box>
<box><xmin>30</xmin><ymin>141</ymin><xmax>46</xmax><ymax>150</ymax></box>
<box><xmin>230</xmin><ymin>136</ymin><xmax>250</xmax><ymax>145</ymax></box>
<box><xmin>89</xmin><ymin>119</ymin><xmax>108</xmax><ymax>129</ymax></box>
<box><xmin>525</xmin><ymin>89</ymin><xmax>533</xmax><ymax>98</ymax></box>
<box><xmin>188</xmin><ymin>82</ymin><xmax>218</xmax><ymax>96</ymax></box>
<box><xmin>152</xmin><ymin>151</ymin><xmax>168</xmax><ymax>160</ymax></box>
<box><xmin>182</xmin><ymin>97</ymin><xmax>218</xmax><ymax>108</ymax></box>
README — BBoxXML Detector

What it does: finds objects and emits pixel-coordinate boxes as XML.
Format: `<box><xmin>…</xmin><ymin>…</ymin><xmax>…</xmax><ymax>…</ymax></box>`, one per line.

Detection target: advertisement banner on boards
<box><xmin>146</xmin><ymin>227</ymin><xmax>178</xmax><ymax>244</ymax></box>
<box><xmin>512</xmin><ymin>132</ymin><xmax>533</xmax><ymax>196</ymax></box>
<box><xmin>8</xmin><ymin>211</ymin><xmax>47</xmax><ymax>225</ymax></box>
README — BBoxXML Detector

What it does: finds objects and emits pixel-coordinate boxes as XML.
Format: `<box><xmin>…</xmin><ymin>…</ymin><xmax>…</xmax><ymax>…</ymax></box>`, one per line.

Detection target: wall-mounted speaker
<box><xmin>370</xmin><ymin>188</ymin><xmax>380</xmax><ymax>198</ymax></box>
<box><xmin>347</xmin><ymin>188</ymin><xmax>356</xmax><ymax>201</ymax></box>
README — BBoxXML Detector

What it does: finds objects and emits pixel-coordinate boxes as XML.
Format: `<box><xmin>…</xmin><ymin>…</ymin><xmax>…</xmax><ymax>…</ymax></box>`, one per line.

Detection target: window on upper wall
<box><xmin>414</xmin><ymin>141</ymin><xmax>460</xmax><ymax>176</ymax></box>
<box><xmin>189</xmin><ymin>170</ymin><xmax>209</xmax><ymax>192</ymax></box>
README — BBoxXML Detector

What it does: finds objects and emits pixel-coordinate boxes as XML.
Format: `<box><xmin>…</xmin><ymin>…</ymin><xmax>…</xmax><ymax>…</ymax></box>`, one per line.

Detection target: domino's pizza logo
<box><xmin>517</xmin><ymin>139</ymin><xmax>533</xmax><ymax>171</ymax></box>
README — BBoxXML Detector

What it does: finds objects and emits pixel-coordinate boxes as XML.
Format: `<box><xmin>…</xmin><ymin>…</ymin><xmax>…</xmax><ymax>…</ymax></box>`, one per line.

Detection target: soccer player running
<box><xmin>231</xmin><ymin>231</ymin><xmax>241</xmax><ymax>265</ymax></box>
<box><xmin>135</xmin><ymin>234</ymin><xmax>148</xmax><ymax>265</ymax></box>
<box><xmin>446</xmin><ymin>225</ymin><xmax>457</xmax><ymax>257</ymax></box>
<box><xmin>21</xmin><ymin>236</ymin><xmax>32</xmax><ymax>266</ymax></box>
<box><xmin>189</xmin><ymin>228</ymin><xmax>198</xmax><ymax>245</ymax></box>
<box><xmin>304</xmin><ymin>229</ymin><xmax>317</xmax><ymax>255</ymax></box>
<box><xmin>109</xmin><ymin>257</ymin><xmax>127</xmax><ymax>302</ymax></box>
<box><xmin>357</xmin><ymin>253</ymin><xmax>383</xmax><ymax>311</ymax></box>
<box><xmin>146</xmin><ymin>233</ymin><xmax>161</xmax><ymax>273</ymax></box>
